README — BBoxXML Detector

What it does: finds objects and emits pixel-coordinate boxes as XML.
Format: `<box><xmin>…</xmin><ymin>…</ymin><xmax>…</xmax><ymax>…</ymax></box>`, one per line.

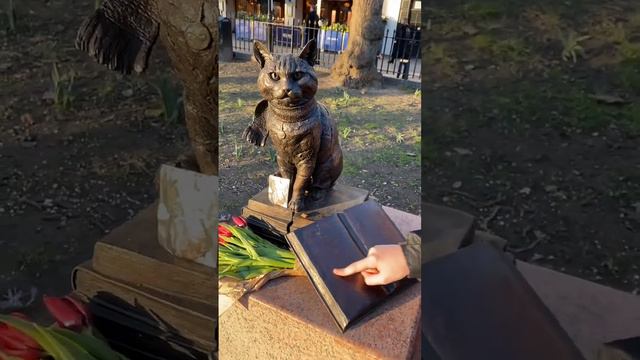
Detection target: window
<box><xmin>410</xmin><ymin>1</ymin><xmax>421</xmax><ymax>27</ymax></box>
<box><xmin>399</xmin><ymin>0</ymin><xmax>421</xmax><ymax>27</ymax></box>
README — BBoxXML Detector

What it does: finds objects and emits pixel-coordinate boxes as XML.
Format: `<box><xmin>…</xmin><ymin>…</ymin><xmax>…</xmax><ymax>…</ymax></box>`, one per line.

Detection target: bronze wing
<box><xmin>242</xmin><ymin>100</ymin><xmax>270</xmax><ymax>147</ymax></box>
<box><xmin>76</xmin><ymin>0</ymin><xmax>160</xmax><ymax>74</ymax></box>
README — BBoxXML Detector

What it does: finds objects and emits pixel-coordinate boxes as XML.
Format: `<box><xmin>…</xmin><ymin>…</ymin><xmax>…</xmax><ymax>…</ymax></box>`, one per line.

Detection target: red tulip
<box><xmin>232</xmin><ymin>216</ymin><xmax>248</xmax><ymax>228</ymax></box>
<box><xmin>0</xmin><ymin>321</ymin><xmax>44</xmax><ymax>360</ymax></box>
<box><xmin>43</xmin><ymin>295</ymin><xmax>90</xmax><ymax>331</ymax></box>
<box><xmin>9</xmin><ymin>313</ymin><xmax>29</xmax><ymax>321</ymax></box>
<box><xmin>0</xmin><ymin>346</ymin><xmax>44</xmax><ymax>360</ymax></box>
<box><xmin>61</xmin><ymin>295</ymin><xmax>91</xmax><ymax>325</ymax></box>
<box><xmin>218</xmin><ymin>224</ymin><xmax>233</xmax><ymax>237</ymax></box>
<box><xmin>218</xmin><ymin>235</ymin><xmax>227</xmax><ymax>245</ymax></box>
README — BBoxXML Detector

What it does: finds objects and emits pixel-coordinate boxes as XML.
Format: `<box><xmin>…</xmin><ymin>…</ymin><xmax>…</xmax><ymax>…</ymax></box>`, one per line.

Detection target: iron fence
<box><xmin>229</xmin><ymin>17</ymin><xmax>421</xmax><ymax>82</ymax></box>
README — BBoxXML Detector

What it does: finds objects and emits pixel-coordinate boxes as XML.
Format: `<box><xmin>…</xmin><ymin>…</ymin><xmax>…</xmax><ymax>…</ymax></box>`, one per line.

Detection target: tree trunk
<box><xmin>157</xmin><ymin>0</ymin><xmax>219</xmax><ymax>176</ymax></box>
<box><xmin>331</xmin><ymin>0</ymin><xmax>385</xmax><ymax>88</ymax></box>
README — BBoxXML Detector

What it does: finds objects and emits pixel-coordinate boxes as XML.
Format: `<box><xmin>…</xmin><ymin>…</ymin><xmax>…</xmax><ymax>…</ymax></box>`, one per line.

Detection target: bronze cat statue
<box><xmin>243</xmin><ymin>40</ymin><xmax>343</xmax><ymax>212</ymax></box>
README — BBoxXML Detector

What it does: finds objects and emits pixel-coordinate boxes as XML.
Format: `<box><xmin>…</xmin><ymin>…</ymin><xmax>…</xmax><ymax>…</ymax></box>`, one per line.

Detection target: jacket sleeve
<box><xmin>401</xmin><ymin>231</ymin><xmax>421</xmax><ymax>280</ymax></box>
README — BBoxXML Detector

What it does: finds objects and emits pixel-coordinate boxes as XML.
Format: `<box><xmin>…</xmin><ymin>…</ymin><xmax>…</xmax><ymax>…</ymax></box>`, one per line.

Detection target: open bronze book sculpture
<box><xmin>243</xmin><ymin>40</ymin><xmax>343</xmax><ymax>212</ymax></box>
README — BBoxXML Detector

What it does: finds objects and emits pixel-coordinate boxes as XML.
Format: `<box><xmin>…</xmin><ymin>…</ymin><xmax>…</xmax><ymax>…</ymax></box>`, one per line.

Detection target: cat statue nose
<box><xmin>286</xmin><ymin>89</ymin><xmax>300</xmax><ymax>98</ymax></box>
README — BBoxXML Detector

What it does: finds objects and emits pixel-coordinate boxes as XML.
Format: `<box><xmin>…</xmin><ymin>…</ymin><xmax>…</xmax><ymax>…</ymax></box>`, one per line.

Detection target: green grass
<box><xmin>363</xmin><ymin>122</ymin><xmax>379</xmax><ymax>130</ymax></box>
<box><xmin>630</xmin><ymin>12</ymin><xmax>640</xmax><ymax>29</ymax></box>
<box><xmin>373</xmin><ymin>147</ymin><xmax>420</xmax><ymax>167</ymax></box>
<box><xmin>470</xmin><ymin>34</ymin><xmax>494</xmax><ymax>52</ymax></box>
<box><xmin>425</xmin><ymin>43</ymin><xmax>458</xmax><ymax>76</ymax></box>
<box><xmin>494</xmin><ymin>38</ymin><xmax>530</xmax><ymax>61</ymax></box>
<box><xmin>562</xmin><ymin>92</ymin><xmax>612</xmax><ymax>130</ymax></box>
<box><xmin>619</xmin><ymin>41</ymin><xmax>640</xmax><ymax>61</ymax></box>
<box><xmin>340</xmin><ymin>126</ymin><xmax>352</xmax><ymax>140</ymax></box>
<box><xmin>51</xmin><ymin>63</ymin><xmax>75</xmax><ymax>111</ymax></box>
<box><xmin>617</xmin><ymin>58</ymin><xmax>640</xmax><ymax>93</ymax></box>
<box><xmin>621</xmin><ymin>103</ymin><xmax>640</xmax><ymax>136</ymax></box>
<box><xmin>342</xmin><ymin>158</ymin><xmax>360</xmax><ymax>177</ymax></box>
<box><xmin>233</xmin><ymin>139</ymin><xmax>244</xmax><ymax>160</ymax></box>
<box><xmin>461</xmin><ymin>1</ymin><xmax>504</xmax><ymax>20</ymax></box>
<box><xmin>153</xmin><ymin>77</ymin><xmax>183</xmax><ymax>124</ymax></box>
<box><xmin>595</xmin><ymin>21</ymin><xmax>627</xmax><ymax>45</ymax></box>
<box><xmin>326</xmin><ymin>89</ymin><xmax>361</xmax><ymax>109</ymax></box>
<box><xmin>523</xmin><ymin>7</ymin><xmax>561</xmax><ymax>36</ymax></box>
<box><xmin>561</xmin><ymin>31</ymin><xmax>590</xmax><ymax>63</ymax></box>
<box><xmin>6</xmin><ymin>0</ymin><xmax>16</xmax><ymax>32</ymax></box>
<box><xmin>470</xmin><ymin>35</ymin><xmax>530</xmax><ymax>62</ymax></box>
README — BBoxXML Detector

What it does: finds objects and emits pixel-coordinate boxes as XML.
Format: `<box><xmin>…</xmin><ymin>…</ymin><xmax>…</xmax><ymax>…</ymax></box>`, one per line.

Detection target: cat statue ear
<box><xmin>298</xmin><ymin>39</ymin><xmax>317</xmax><ymax>67</ymax></box>
<box><xmin>254</xmin><ymin>41</ymin><xmax>272</xmax><ymax>68</ymax></box>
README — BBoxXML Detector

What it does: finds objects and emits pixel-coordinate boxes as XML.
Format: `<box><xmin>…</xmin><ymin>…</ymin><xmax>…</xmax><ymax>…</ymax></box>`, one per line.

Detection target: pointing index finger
<box><xmin>333</xmin><ymin>256</ymin><xmax>376</xmax><ymax>277</ymax></box>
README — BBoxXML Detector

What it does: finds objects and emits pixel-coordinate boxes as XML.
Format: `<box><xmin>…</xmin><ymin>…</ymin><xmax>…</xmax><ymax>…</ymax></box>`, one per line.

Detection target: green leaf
<box><xmin>49</xmin><ymin>327</ymin><xmax>128</xmax><ymax>360</ymax></box>
<box><xmin>38</xmin><ymin>327</ymin><xmax>99</xmax><ymax>360</ymax></box>
<box><xmin>0</xmin><ymin>314</ymin><xmax>96</xmax><ymax>360</ymax></box>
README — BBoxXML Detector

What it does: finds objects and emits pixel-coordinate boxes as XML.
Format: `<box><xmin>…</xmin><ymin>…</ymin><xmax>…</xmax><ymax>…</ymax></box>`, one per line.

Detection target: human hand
<box><xmin>333</xmin><ymin>245</ymin><xmax>410</xmax><ymax>285</ymax></box>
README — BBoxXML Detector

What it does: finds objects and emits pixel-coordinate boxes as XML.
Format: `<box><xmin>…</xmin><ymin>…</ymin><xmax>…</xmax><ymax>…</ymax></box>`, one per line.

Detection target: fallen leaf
<box><xmin>462</xmin><ymin>25</ymin><xmax>480</xmax><ymax>35</ymax></box>
<box><xmin>530</xmin><ymin>253</ymin><xmax>544</xmax><ymax>262</ymax></box>
<box><xmin>453</xmin><ymin>147</ymin><xmax>473</xmax><ymax>155</ymax></box>
<box><xmin>144</xmin><ymin>108</ymin><xmax>165</xmax><ymax>118</ymax></box>
<box><xmin>42</xmin><ymin>90</ymin><xmax>55</xmax><ymax>101</ymax></box>
<box><xmin>588</xmin><ymin>94</ymin><xmax>629</xmax><ymax>105</ymax></box>
<box><xmin>519</xmin><ymin>187</ymin><xmax>531</xmax><ymax>195</ymax></box>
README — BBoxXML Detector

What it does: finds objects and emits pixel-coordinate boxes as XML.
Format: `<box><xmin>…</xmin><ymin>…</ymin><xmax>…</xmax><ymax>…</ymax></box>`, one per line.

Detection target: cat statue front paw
<box><xmin>288</xmin><ymin>197</ymin><xmax>305</xmax><ymax>212</ymax></box>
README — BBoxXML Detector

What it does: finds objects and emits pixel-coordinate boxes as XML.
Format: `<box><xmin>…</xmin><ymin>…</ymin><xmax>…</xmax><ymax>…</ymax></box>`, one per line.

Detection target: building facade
<box><xmin>220</xmin><ymin>0</ymin><xmax>420</xmax><ymax>30</ymax></box>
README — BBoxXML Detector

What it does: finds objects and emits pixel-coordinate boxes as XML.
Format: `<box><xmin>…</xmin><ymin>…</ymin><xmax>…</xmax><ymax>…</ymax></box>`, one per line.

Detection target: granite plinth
<box><xmin>519</xmin><ymin>261</ymin><xmax>640</xmax><ymax>360</ymax></box>
<box><xmin>219</xmin><ymin>207</ymin><xmax>421</xmax><ymax>360</ymax></box>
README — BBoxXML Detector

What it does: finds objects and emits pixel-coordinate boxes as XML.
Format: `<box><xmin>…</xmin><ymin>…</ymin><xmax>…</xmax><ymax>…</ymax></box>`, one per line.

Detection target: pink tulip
<box><xmin>232</xmin><ymin>216</ymin><xmax>248</xmax><ymax>228</ymax></box>
<box><xmin>43</xmin><ymin>295</ymin><xmax>90</xmax><ymax>331</ymax></box>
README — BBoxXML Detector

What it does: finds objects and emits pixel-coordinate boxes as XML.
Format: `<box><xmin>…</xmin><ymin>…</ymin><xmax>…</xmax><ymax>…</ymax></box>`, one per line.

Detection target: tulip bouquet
<box><xmin>0</xmin><ymin>294</ymin><xmax>127</xmax><ymax>359</ymax></box>
<box><xmin>218</xmin><ymin>216</ymin><xmax>304</xmax><ymax>316</ymax></box>
<box><xmin>218</xmin><ymin>216</ymin><xmax>296</xmax><ymax>280</ymax></box>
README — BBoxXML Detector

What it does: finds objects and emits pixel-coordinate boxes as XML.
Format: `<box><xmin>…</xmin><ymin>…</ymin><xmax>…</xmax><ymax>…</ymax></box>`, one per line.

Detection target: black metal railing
<box><xmin>229</xmin><ymin>17</ymin><xmax>421</xmax><ymax>81</ymax></box>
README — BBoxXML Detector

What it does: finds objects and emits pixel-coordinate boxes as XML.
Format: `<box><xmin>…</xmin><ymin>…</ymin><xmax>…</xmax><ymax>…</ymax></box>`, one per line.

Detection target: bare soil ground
<box><xmin>218</xmin><ymin>60</ymin><xmax>421</xmax><ymax>216</ymax></box>
<box><xmin>425</xmin><ymin>0</ymin><xmax>640</xmax><ymax>293</ymax></box>
<box><xmin>0</xmin><ymin>0</ymin><xmax>187</xmax><ymax>319</ymax></box>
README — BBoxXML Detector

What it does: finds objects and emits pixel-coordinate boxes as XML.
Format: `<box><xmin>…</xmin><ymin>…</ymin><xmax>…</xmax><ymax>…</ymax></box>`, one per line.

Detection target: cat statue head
<box><xmin>254</xmin><ymin>40</ymin><xmax>318</xmax><ymax>110</ymax></box>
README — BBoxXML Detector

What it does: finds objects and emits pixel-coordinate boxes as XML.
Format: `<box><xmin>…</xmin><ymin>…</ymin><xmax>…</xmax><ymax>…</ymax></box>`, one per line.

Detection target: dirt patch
<box><xmin>219</xmin><ymin>60</ymin><xmax>421</xmax><ymax>215</ymax></box>
<box><xmin>425</xmin><ymin>0</ymin><xmax>640</xmax><ymax>293</ymax></box>
<box><xmin>0</xmin><ymin>0</ymin><xmax>187</xmax><ymax>319</ymax></box>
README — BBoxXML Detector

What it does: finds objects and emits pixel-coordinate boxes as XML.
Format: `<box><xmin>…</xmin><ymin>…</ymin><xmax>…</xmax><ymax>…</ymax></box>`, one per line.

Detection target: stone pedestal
<box><xmin>519</xmin><ymin>262</ymin><xmax>640</xmax><ymax>360</ymax></box>
<box><xmin>219</xmin><ymin>207</ymin><xmax>421</xmax><ymax>360</ymax></box>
